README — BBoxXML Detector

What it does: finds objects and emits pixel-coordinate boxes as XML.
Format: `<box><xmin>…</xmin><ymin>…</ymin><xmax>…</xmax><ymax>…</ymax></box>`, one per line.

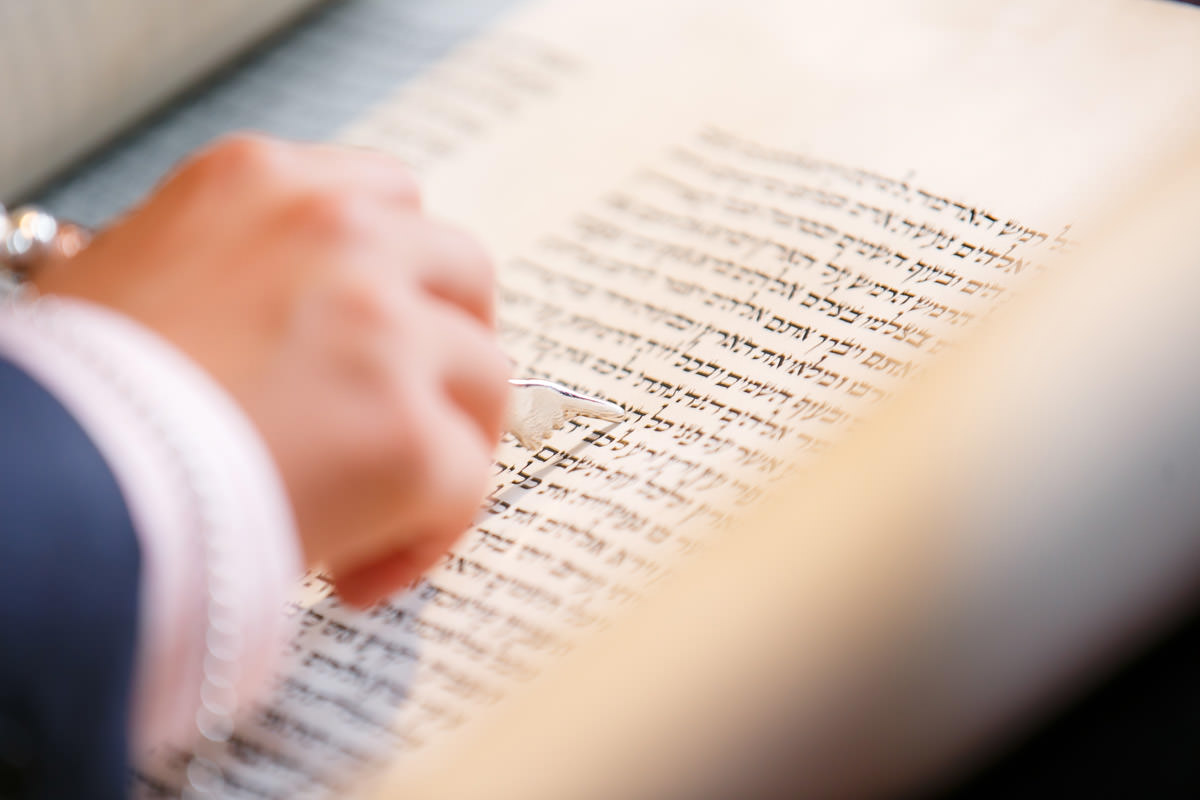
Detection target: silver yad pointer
<box><xmin>505</xmin><ymin>379</ymin><xmax>627</xmax><ymax>451</ymax></box>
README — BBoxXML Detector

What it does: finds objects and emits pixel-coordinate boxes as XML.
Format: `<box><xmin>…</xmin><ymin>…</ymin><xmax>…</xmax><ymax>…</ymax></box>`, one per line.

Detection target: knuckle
<box><xmin>368</xmin><ymin>393</ymin><xmax>431</xmax><ymax>482</ymax></box>
<box><xmin>332</xmin><ymin>273</ymin><xmax>393</xmax><ymax>332</ymax></box>
<box><xmin>185</xmin><ymin>133</ymin><xmax>288</xmax><ymax>186</ymax></box>
<box><xmin>478</xmin><ymin>347</ymin><xmax>512</xmax><ymax>422</ymax></box>
<box><xmin>387</xmin><ymin>161</ymin><xmax>422</xmax><ymax>207</ymax></box>
<box><xmin>371</xmin><ymin>405</ymin><xmax>490</xmax><ymax>533</ymax></box>
<box><xmin>438</xmin><ymin>445</ymin><xmax>490</xmax><ymax>521</ymax></box>
<box><xmin>486</xmin><ymin>345</ymin><xmax>513</xmax><ymax>390</ymax></box>
<box><xmin>460</xmin><ymin>317</ymin><xmax>509</xmax><ymax>378</ymax></box>
<box><xmin>396</xmin><ymin>412</ymin><xmax>441</xmax><ymax>490</ymax></box>
<box><xmin>465</xmin><ymin>237</ymin><xmax>496</xmax><ymax>288</ymax></box>
<box><xmin>439</xmin><ymin>225</ymin><xmax>495</xmax><ymax>287</ymax></box>
<box><xmin>408</xmin><ymin>413</ymin><xmax>488</xmax><ymax>515</ymax></box>
<box><xmin>286</xmin><ymin>190</ymin><xmax>372</xmax><ymax>242</ymax></box>
<box><xmin>351</xmin><ymin>146</ymin><xmax>421</xmax><ymax>206</ymax></box>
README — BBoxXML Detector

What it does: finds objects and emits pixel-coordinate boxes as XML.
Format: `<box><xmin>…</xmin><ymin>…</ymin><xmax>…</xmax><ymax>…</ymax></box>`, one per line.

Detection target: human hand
<box><xmin>32</xmin><ymin>134</ymin><xmax>510</xmax><ymax>606</ymax></box>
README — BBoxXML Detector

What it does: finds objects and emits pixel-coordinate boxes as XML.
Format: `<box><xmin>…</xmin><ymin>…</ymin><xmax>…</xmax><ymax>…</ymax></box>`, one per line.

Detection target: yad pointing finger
<box><xmin>505</xmin><ymin>379</ymin><xmax>627</xmax><ymax>451</ymax></box>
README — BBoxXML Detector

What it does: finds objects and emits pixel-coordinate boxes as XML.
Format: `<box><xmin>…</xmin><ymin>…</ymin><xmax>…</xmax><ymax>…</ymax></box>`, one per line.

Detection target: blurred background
<box><xmin>27</xmin><ymin>0</ymin><xmax>523</xmax><ymax>226</ymax></box>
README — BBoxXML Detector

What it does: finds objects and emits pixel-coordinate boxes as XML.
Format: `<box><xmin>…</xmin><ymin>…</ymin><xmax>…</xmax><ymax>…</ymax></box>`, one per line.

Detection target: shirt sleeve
<box><xmin>0</xmin><ymin>356</ymin><xmax>141</xmax><ymax>800</ymax></box>
<box><xmin>0</xmin><ymin>295</ymin><xmax>303</xmax><ymax>754</ymax></box>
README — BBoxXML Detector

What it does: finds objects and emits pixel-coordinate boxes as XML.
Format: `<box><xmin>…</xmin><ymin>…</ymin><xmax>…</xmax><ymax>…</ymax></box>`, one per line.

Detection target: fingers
<box><xmin>426</xmin><ymin>303</ymin><xmax>511</xmax><ymax>447</ymax></box>
<box><xmin>330</xmin><ymin>262</ymin><xmax>503</xmax><ymax>588</ymax></box>
<box><xmin>333</xmin><ymin>550</ymin><xmax>423</xmax><ymax>608</ymax></box>
<box><xmin>345</xmin><ymin>246</ymin><xmax>509</xmax><ymax>451</ymax></box>
<box><xmin>295</xmin><ymin>195</ymin><xmax>495</xmax><ymax>329</ymax></box>
<box><xmin>149</xmin><ymin>133</ymin><xmax>507</xmax><ymax>598</ymax></box>
<box><xmin>334</xmin><ymin>402</ymin><xmax>487</xmax><ymax>608</ymax></box>
<box><xmin>297</xmin><ymin>142</ymin><xmax>422</xmax><ymax>209</ymax></box>
<box><xmin>384</xmin><ymin>215</ymin><xmax>497</xmax><ymax>327</ymax></box>
<box><xmin>180</xmin><ymin>135</ymin><xmax>492</xmax><ymax>331</ymax></box>
<box><xmin>316</xmin><ymin>376</ymin><xmax>491</xmax><ymax>587</ymax></box>
<box><xmin>333</xmin><ymin>529</ymin><xmax>460</xmax><ymax>608</ymax></box>
<box><xmin>401</xmin><ymin>386</ymin><xmax>493</xmax><ymax>535</ymax></box>
<box><xmin>340</xmin><ymin>211</ymin><xmax>508</xmax><ymax>446</ymax></box>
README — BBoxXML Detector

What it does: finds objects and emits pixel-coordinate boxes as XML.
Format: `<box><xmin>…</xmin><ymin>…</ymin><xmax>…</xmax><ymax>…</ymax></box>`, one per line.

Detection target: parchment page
<box><xmin>380</xmin><ymin>130</ymin><xmax>1200</xmax><ymax>800</ymax></box>
<box><xmin>136</xmin><ymin>1</ymin><xmax>1200</xmax><ymax>797</ymax></box>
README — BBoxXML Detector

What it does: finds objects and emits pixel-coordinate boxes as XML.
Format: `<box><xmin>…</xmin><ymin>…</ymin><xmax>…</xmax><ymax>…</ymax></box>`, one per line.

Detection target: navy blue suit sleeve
<box><xmin>0</xmin><ymin>357</ymin><xmax>141</xmax><ymax>800</ymax></box>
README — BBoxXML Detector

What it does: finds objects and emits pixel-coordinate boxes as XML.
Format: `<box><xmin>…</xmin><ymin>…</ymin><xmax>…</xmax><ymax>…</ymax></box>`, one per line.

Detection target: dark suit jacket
<box><xmin>0</xmin><ymin>357</ymin><xmax>140</xmax><ymax>800</ymax></box>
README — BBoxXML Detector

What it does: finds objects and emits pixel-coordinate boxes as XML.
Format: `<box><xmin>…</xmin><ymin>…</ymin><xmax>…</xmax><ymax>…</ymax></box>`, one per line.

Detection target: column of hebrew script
<box><xmin>37</xmin><ymin>18</ymin><xmax>573</xmax><ymax>225</ymax></box>
<box><xmin>136</xmin><ymin>125</ymin><xmax>1066</xmax><ymax>798</ymax></box>
<box><xmin>339</xmin><ymin>30</ymin><xmax>580</xmax><ymax>174</ymax></box>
